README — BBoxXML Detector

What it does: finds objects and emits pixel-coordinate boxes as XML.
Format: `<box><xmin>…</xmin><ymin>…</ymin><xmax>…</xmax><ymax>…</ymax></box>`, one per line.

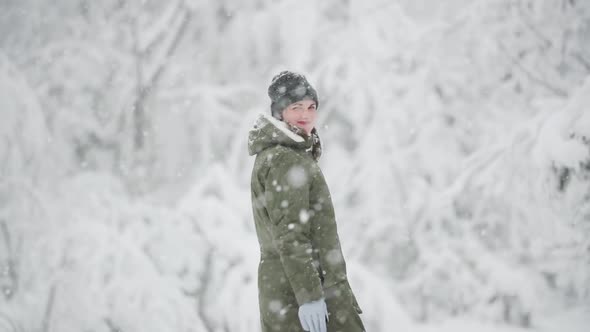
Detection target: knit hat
<box><xmin>267</xmin><ymin>71</ymin><xmax>319</xmax><ymax>120</ymax></box>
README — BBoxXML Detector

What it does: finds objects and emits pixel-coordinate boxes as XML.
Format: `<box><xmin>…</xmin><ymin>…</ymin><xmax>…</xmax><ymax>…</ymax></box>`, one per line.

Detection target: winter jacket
<box><xmin>248</xmin><ymin>113</ymin><xmax>365</xmax><ymax>332</ymax></box>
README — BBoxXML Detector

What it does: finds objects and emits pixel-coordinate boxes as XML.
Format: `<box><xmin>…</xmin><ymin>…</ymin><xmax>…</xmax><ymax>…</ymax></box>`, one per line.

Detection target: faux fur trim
<box><xmin>261</xmin><ymin>113</ymin><xmax>305</xmax><ymax>143</ymax></box>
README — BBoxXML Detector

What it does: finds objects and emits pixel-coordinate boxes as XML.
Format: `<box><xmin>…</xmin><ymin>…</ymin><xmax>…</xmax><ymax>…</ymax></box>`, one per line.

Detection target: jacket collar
<box><xmin>248</xmin><ymin>113</ymin><xmax>321</xmax><ymax>161</ymax></box>
<box><xmin>261</xmin><ymin>113</ymin><xmax>305</xmax><ymax>143</ymax></box>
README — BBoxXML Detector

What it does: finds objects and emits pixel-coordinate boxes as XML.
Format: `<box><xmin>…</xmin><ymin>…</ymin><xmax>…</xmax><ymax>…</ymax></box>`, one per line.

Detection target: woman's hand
<box><xmin>298</xmin><ymin>298</ymin><xmax>329</xmax><ymax>332</ymax></box>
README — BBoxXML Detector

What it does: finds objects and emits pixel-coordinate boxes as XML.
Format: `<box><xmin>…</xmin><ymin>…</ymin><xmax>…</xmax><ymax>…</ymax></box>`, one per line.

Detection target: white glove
<box><xmin>298</xmin><ymin>298</ymin><xmax>329</xmax><ymax>332</ymax></box>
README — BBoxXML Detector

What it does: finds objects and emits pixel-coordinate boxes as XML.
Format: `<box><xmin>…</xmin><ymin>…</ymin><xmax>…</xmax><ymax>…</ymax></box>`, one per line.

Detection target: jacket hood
<box><xmin>248</xmin><ymin>113</ymin><xmax>313</xmax><ymax>156</ymax></box>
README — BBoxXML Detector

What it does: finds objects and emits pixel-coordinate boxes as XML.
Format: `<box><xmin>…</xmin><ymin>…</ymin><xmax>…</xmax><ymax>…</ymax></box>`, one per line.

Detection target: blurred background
<box><xmin>1</xmin><ymin>0</ymin><xmax>589</xmax><ymax>331</ymax></box>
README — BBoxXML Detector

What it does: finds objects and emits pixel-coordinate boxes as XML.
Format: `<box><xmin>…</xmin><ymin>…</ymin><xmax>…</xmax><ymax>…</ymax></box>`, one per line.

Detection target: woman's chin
<box><xmin>300</xmin><ymin>124</ymin><xmax>313</xmax><ymax>133</ymax></box>
<box><xmin>287</xmin><ymin>121</ymin><xmax>313</xmax><ymax>135</ymax></box>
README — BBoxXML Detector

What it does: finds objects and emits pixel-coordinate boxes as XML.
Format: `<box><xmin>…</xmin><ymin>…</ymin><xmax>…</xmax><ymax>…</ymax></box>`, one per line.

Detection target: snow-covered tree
<box><xmin>1</xmin><ymin>0</ymin><xmax>589</xmax><ymax>331</ymax></box>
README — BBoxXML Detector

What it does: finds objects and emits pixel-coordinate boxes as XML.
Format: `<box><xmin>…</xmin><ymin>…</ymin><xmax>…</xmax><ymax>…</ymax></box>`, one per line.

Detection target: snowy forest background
<box><xmin>1</xmin><ymin>0</ymin><xmax>589</xmax><ymax>331</ymax></box>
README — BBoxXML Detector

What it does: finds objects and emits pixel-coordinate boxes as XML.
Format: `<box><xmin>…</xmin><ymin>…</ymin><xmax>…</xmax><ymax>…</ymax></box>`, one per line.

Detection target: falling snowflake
<box><xmin>287</xmin><ymin>166</ymin><xmax>307</xmax><ymax>188</ymax></box>
<box><xmin>268</xmin><ymin>300</ymin><xmax>282</xmax><ymax>313</ymax></box>
<box><xmin>299</xmin><ymin>209</ymin><xmax>310</xmax><ymax>223</ymax></box>
<box><xmin>326</xmin><ymin>249</ymin><xmax>344</xmax><ymax>265</ymax></box>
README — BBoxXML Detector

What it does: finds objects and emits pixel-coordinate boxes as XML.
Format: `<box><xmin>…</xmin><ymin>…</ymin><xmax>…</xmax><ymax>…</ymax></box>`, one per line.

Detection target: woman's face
<box><xmin>281</xmin><ymin>99</ymin><xmax>317</xmax><ymax>136</ymax></box>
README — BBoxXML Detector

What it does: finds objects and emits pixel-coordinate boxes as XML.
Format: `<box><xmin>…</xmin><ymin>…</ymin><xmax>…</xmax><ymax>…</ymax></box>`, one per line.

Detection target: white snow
<box><xmin>1</xmin><ymin>1</ymin><xmax>589</xmax><ymax>331</ymax></box>
<box><xmin>287</xmin><ymin>165</ymin><xmax>307</xmax><ymax>188</ymax></box>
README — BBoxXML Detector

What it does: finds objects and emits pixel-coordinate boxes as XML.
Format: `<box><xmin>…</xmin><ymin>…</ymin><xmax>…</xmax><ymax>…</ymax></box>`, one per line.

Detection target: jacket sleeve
<box><xmin>264</xmin><ymin>152</ymin><xmax>324</xmax><ymax>305</ymax></box>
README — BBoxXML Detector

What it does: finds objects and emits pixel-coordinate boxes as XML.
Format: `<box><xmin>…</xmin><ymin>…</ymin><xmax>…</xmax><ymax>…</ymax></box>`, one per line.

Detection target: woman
<box><xmin>248</xmin><ymin>71</ymin><xmax>365</xmax><ymax>332</ymax></box>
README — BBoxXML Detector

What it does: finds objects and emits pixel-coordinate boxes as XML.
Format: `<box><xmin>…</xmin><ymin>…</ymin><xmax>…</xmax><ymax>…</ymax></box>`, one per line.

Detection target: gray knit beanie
<box><xmin>267</xmin><ymin>71</ymin><xmax>319</xmax><ymax>120</ymax></box>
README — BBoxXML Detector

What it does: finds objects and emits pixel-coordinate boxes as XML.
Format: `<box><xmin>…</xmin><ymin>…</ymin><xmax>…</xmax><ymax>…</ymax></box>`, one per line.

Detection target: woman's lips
<box><xmin>297</xmin><ymin>121</ymin><xmax>308</xmax><ymax>125</ymax></box>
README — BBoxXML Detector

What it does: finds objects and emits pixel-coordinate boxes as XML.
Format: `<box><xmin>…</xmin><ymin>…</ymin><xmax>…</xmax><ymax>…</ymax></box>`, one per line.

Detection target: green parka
<box><xmin>248</xmin><ymin>113</ymin><xmax>365</xmax><ymax>332</ymax></box>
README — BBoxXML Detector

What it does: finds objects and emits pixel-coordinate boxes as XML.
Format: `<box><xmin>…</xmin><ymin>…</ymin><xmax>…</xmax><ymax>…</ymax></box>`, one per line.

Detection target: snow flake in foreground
<box><xmin>299</xmin><ymin>209</ymin><xmax>310</xmax><ymax>224</ymax></box>
<box><xmin>287</xmin><ymin>165</ymin><xmax>307</xmax><ymax>188</ymax></box>
<box><xmin>293</xmin><ymin>84</ymin><xmax>306</xmax><ymax>97</ymax></box>
<box><xmin>277</xmin><ymin>85</ymin><xmax>287</xmax><ymax>94</ymax></box>
<box><xmin>268</xmin><ymin>300</ymin><xmax>282</xmax><ymax>313</ymax></box>
<box><xmin>280</xmin><ymin>200</ymin><xmax>289</xmax><ymax>208</ymax></box>
<box><xmin>326</xmin><ymin>249</ymin><xmax>344</xmax><ymax>265</ymax></box>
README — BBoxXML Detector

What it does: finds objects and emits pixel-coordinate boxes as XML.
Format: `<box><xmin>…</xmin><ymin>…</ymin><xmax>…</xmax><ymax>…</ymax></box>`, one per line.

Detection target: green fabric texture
<box><xmin>249</xmin><ymin>113</ymin><xmax>365</xmax><ymax>332</ymax></box>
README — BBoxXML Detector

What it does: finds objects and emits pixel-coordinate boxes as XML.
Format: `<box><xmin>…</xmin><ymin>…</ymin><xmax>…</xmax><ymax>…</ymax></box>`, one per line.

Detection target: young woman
<box><xmin>248</xmin><ymin>71</ymin><xmax>365</xmax><ymax>332</ymax></box>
